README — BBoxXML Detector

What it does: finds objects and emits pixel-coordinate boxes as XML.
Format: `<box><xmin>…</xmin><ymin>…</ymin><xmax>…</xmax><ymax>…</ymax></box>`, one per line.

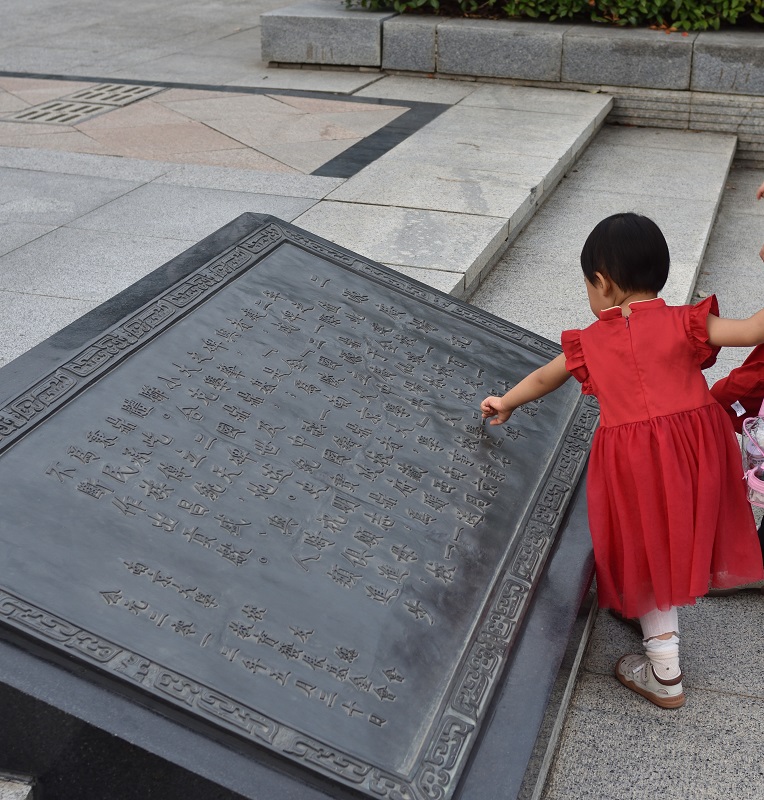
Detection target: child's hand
<box><xmin>480</xmin><ymin>395</ymin><xmax>513</xmax><ymax>426</ymax></box>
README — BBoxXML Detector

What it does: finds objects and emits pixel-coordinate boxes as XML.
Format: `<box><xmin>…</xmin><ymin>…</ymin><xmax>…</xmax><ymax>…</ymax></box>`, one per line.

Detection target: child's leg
<box><xmin>615</xmin><ymin>606</ymin><xmax>685</xmax><ymax>708</ymax></box>
<box><xmin>639</xmin><ymin>607</ymin><xmax>681</xmax><ymax>681</ymax></box>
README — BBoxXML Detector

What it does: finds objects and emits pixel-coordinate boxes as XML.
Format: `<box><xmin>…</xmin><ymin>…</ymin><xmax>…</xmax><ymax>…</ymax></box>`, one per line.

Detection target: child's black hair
<box><xmin>580</xmin><ymin>212</ymin><xmax>670</xmax><ymax>293</ymax></box>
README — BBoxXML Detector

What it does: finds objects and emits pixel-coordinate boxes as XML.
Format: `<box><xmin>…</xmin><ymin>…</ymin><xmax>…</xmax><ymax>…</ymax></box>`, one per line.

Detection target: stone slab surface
<box><xmin>381</xmin><ymin>17</ymin><xmax>437</xmax><ymax>74</ymax></box>
<box><xmin>691</xmin><ymin>30</ymin><xmax>764</xmax><ymax>95</ymax></box>
<box><xmin>324</xmin><ymin>88</ymin><xmax>611</xmax><ymax>275</ymax></box>
<box><xmin>0</xmin><ymin>213</ymin><xmax>595</xmax><ymax>800</ymax></box>
<box><xmin>354</xmin><ymin>76</ymin><xmax>481</xmax><ymax>105</ymax></box>
<box><xmin>0</xmin><ymin>168</ymin><xmax>142</xmax><ymax>227</ymax></box>
<box><xmin>0</xmin><ymin>291</ymin><xmax>94</xmax><ymax>367</ymax></box>
<box><xmin>0</xmin><ymin>227</ymin><xmax>193</xmax><ymax>302</ymax></box>
<box><xmin>437</xmin><ymin>19</ymin><xmax>568</xmax><ymax>81</ymax></box>
<box><xmin>261</xmin><ymin>0</ymin><xmax>395</xmax><ymax>66</ymax></box>
<box><xmin>544</xmin><ymin>667</ymin><xmax>764</xmax><ymax>800</ymax></box>
<box><xmin>561</xmin><ymin>25</ymin><xmax>696</xmax><ymax>90</ymax></box>
<box><xmin>293</xmin><ymin>200</ymin><xmax>508</xmax><ymax>291</ymax></box>
<box><xmin>0</xmin><ymin>775</ymin><xmax>34</xmax><ymax>800</ymax></box>
<box><xmin>69</xmin><ymin>183</ymin><xmax>317</xmax><ymax>240</ymax></box>
<box><xmin>469</xmin><ymin>126</ymin><xmax>735</xmax><ymax>343</ymax></box>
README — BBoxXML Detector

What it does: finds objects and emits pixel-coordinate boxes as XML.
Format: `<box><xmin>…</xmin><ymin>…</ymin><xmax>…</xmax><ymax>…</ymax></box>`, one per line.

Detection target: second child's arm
<box><xmin>480</xmin><ymin>353</ymin><xmax>572</xmax><ymax>425</ymax></box>
<box><xmin>706</xmin><ymin>310</ymin><xmax>764</xmax><ymax>348</ymax></box>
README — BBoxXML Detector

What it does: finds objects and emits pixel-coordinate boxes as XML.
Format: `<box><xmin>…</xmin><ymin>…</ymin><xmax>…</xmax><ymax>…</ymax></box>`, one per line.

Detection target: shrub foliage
<box><xmin>349</xmin><ymin>0</ymin><xmax>764</xmax><ymax>31</ymax></box>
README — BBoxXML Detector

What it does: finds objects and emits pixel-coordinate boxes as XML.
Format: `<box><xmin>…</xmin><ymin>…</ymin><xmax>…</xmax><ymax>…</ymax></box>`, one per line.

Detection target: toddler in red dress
<box><xmin>481</xmin><ymin>212</ymin><xmax>764</xmax><ymax>709</ymax></box>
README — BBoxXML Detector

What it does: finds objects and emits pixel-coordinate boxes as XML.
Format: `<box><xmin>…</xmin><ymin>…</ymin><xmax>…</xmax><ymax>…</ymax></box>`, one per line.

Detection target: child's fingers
<box><xmin>480</xmin><ymin>397</ymin><xmax>498</xmax><ymax>416</ymax></box>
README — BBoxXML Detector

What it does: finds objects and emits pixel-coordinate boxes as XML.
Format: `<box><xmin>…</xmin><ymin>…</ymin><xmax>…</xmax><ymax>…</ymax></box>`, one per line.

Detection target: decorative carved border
<box><xmin>0</xmin><ymin>217</ymin><xmax>597</xmax><ymax>799</ymax></box>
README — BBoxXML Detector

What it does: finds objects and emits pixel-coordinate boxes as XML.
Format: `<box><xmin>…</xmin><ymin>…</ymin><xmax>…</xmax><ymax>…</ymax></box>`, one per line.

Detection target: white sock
<box><xmin>639</xmin><ymin>607</ymin><xmax>679</xmax><ymax>640</ymax></box>
<box><xmin>644</xmin><ymin>634</ymin><xmax>681</xmax><ymax>681</ymax></box>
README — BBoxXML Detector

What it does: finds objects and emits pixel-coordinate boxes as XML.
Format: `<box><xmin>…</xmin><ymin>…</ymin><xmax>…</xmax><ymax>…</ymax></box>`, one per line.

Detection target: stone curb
<box><xmin>261</xmin><ymin>2</ymin><xmax>764</xmax><ymax>95</ymax></box>
<box><xmin>262</xmin><ymin>3</ymin><xmax>764</xmax><ymax>163</ymax></box>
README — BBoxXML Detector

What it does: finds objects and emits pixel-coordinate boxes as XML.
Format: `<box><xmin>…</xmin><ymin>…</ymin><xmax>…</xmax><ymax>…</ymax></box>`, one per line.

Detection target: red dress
<box><xmin>561</xmin><ymin>296</ymin><xmax>764</xmax><ymax>618</ymax></box>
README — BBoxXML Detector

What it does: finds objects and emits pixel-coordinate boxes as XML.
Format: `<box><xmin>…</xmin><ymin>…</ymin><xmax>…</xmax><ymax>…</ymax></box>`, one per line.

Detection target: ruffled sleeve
<box><xmin>687</xmin><ymin>294</ymin><xmax>721</xmax><ymax>370</ymax></box>
<box><xmin>561</xmin><ymin>329</ymin><xmax>594</xmax><ymax>395</ymax></box>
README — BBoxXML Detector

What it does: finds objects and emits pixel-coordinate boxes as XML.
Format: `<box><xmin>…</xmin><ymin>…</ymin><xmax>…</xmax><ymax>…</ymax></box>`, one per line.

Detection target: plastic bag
<box><xmin>742</xmin><ymin>399</ymin><xmax>764</xmax><ymax>508</ymax></box>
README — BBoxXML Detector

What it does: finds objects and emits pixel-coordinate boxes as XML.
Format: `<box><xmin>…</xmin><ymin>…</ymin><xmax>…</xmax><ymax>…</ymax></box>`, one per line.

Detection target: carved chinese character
<box><xmin>218</xmin><ymin>423</ymin><xmax>245</xmax><ymax>440</ymax></box>
<box><xmin>139</xmin><ymin>386</ymin><xmax>168</xmax><ymax>403</ymax></box>
<box><xmin>121</xmin><ymin>399</ymin><xmax>152</xmax><ymax>418</ymax></box>
<box><xmin>342</xmin><ymin>547</ymin><xmax>373</xmax><ymax>568</ymax></box>
<box><xmin>86</xmin><ymin>430</ymin><xmax>119</xmax><ymax>448</ymax></box>
<box><xmin>404</xmin><ymin>599</ymin><xmax>434</xmax><ymax>624</ymax></box>
<box><xmin>67</xmin><ymin>446</ymin><xmax>100</xmax><ymax>464</ymax></box>
<box><xmin>77</xmin><ymin>479</ymin><xmax>114</xmax><ymax>499</ymax></box>
<box><xmin>46</xmin><ymin>461</ymin><xmax>75</xmax><ymax>482</ymax></box>
<box><xmin>304</xmin><ymin>531</ymin><xmax>334</xmax><ymax>551</ymax></box>
<box><xmin>227</xmin><ymin>447</ymin><xmax>254</xmax><ymax>466</ymax></box>
<box><xmin>242</xmin><ymin>605</ymin><xmax>267</xmax><ymax>622</ymax></box>
<box><xmin>177</xmin><ymin>499</ymin><xmax>210</xmax><ymax>516</ymax></box>
<box><xmin>142</xmin><ymin>432</ymin><xmax>173</xmax><ymax>448</ymax></box>
<box><xmin>193</xmin><ymin>482</ymin><xmax>226</xmax><ymax>501</ymax></box>
<box><xmin>390</xmin><ymin>544</ymin><xmax>417</xmax><ymax>563</ymax></box>
<box><xmin>105</xmin><ymin>418</ymin><xmax>136</xmax><ymax>435</ymax></box>
<box><xmin>327</xmin><ymin>565</ymin><xmax>361</xmax><ymax>589</ymax></box>
<box><xmin>182</xmin><ymin>527</ymin><xmax>217</xmax><ymax>548</ymax></box>
<box><xmin>217</xmin><ymin>543</ymin><xmax>252</xmax><ymax>566</ymax></box>
<box><xmin>187</xmin><ymin>387</ymin><xmax>218</xmax><ymax>406</ymax></box>
<box><xmin>112</xmin><ymin>495</ymin><xmax>146</xmax><ymax>516</ymax></box>
<box><xmin>147</xmin><ymin>512</ymin><xmax>178</xmax><ymax>531</ymax></box>
<box><xmin>365</xmin><ymin>585</ymin><xmax>399</xmax><ymax>605</ymax></box>
<box><xmin>139</xmin><ymin>479</ymin><xmax>174</xmax><ymax>501</ymax></box>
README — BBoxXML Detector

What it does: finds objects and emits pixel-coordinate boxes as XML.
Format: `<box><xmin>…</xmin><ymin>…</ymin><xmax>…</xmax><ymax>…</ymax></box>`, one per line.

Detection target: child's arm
<box><xmin>480</xmin><ymin>353</ymin><xmax>571</xmax><ymax>426</ymax></box>
<box><xmin>706</xmin><ymin>310</ymin><xmax>764</xmax><ymax>348</ymax></box>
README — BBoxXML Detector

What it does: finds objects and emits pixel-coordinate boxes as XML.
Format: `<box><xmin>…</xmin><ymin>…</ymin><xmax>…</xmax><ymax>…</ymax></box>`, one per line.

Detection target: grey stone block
<box><xmin>692</xmin><ymin>31</ymin><xmax>764</xmax><ymax>95</ymax></box>
<box><xmin>261</xmin><ymin>0</ymin><xmax>396</xmax><ymax>66</ymax></box>
<box><xmin>562</xmin><ymin>25</ymin><xmax>696</xmax><ymax>90</ymax></box>
<box><xmin>437</xmin><ymin>19</ymin><xmax>567</xmax><ymax>81</ymax></box>
<box><xmin>382</xmin><ymin>16</ymin><xmax>437</xmax><ymax>73</ymax></box>
<box><xmin>0</xmin><ymin>773</ymin><xmax>35</xmax><ymax>800</ymax></box>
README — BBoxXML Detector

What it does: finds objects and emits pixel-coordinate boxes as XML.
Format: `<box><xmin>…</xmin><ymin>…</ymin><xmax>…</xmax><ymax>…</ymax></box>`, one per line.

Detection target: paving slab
<box><xmin>0</xmin><ymin>222</ymin><xmax>58</xmax><ymax>257</ymax></box>
<box><xmin>326</xmin><ymin>89</ymin><xmax>611</xmax><ymax>220</ymax></box>
<box><xmin>0</xmin><ymin>147</ymin><xmax>173</xmax><ymax>181</ymax></box>
<box><xmin>0</xmin><ymin>167</ymin><xmax>142</xmax><ymax>226</ymax></box>
<box><xmin>225</xmin><ymin>69</ymin><xmax>385</xmax><ymax>93</ymax></box>
<box><xmin>353</xmin><ymin>75</ymin><xmax>481</xmax><ymax>105</ymax></box>
<box><xmin>0</xmin><ymin>227</ymin><xmax>194</xmax><ymax>301</ymax></box>
<box><xmin>543</xmin><ymin>670</ymin><xmax>764</xmax><ymax>800</ymax></box>
<box><xmin>153</xmin><ymin>163</ymin><xmax>343</xmax><ymax>196</ymax></box>
<box><xmin>0</xmin><ymin>290</ymin><xmax>94</xmax><ymax>366</ymax></box>
<box><xmin>69</xmin><ymin>182</ymin><xmax>317</xmax><ymax>239</ymax></box>
<box><xmin>458</xmin><ymin>83</ymin><xmax>611</xmax><ymax>117</ymax></box>
<box><xmin>586</xmin><ymin>595</ymin><xmax>764</xmax><ymax>697</ymax></box>
<box><xmin>0</xmin><ymin>774</ymin><xmax>34</xmax><ymax>800</ymax></box>
<box><xmin>469</xmin><ymin>126</ymin><xmax>735</xmax><ymax>344</ymax></box>
<box><xmin>293</xmin><ymin>199</ymin><xmax>507</xmax><ymax>291</ymax></box>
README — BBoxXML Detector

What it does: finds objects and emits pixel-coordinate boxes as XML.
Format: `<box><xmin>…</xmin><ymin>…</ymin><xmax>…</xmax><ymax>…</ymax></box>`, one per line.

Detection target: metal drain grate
<box><xmin>67</xmin><ymin>83</ymin><xmax>163</xmax><ymax>106</ymax></box>
<box><xmin>3</xmin><ymin>83</ymin><xmax>163</xmax><ymax>125</ymax></box>
<box><xmin>5</xmin><ymin>100</ymin><xmax>111</xmax><ymax>125</ymax></box>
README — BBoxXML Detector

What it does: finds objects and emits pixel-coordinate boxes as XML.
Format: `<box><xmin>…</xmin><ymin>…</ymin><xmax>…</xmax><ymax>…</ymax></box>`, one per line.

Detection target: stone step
<box><xmin>293</xmin><ymin>84</ymin><xmax>612</xmax><ymax>297</ymax></box>
<box><xmin>469</xmin><ymin>124</ymin><xmax>736</xmax><ymax>347</ymax></box>
<box><xmin>0</xmin><ymin>772</ymin><xmax>35</xmax><ymax>800</ymax></box>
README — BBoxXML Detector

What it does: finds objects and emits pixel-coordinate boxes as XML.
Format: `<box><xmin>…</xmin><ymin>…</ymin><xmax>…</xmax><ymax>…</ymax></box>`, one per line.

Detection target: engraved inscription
<box><xmin>0</xmin><ymin>222</ymin><xmax>594</xmax><ymax>800</ymax></box>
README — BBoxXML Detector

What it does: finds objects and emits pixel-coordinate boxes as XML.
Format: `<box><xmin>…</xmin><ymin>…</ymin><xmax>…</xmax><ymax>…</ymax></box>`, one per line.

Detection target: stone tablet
<box><xmin>0</xmin><ymin>215</ymin><xmax>596</xmax><ymax>800</ymax></box>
